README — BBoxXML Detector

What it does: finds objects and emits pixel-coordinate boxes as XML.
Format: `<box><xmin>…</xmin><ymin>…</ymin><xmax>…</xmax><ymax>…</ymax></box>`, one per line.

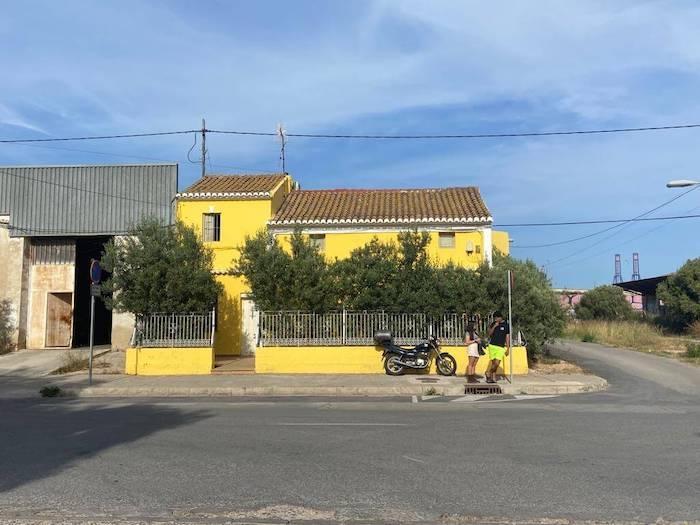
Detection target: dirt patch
<box><xmin>530</xmin><ymin>359</ymin><xmax>585</xmax><ymax>375</ymax></box>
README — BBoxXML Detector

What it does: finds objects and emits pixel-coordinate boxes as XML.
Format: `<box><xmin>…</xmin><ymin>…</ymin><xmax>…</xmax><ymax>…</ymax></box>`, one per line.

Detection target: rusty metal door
<box><xmin>46</xmin><ymin>292</ymin><xmax>73</xmax><ymax>347</ymax></box>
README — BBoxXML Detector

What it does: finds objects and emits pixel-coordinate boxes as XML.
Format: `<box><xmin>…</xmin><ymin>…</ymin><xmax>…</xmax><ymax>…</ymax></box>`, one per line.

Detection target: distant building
<box><xmin>555</xmin><ymin>287</ymin><xmax>644</xmax><ymax>316</ymax></box>
<box><xmin>0</xmin><ymin>164</ymin><xmax>178</xmax><ymax>350</ymax></box>
<box><xmin>614</xmin><ymin>275</ymin><xmax>669</xmax><ymax>316</ymax></box>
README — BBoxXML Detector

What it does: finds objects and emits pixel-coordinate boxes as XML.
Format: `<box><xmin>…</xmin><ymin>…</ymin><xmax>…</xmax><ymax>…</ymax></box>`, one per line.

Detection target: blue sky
<box><xmin>2</xmin><ymin>0</ymin><xmax>700</xmax><ymax>288</ymax></box>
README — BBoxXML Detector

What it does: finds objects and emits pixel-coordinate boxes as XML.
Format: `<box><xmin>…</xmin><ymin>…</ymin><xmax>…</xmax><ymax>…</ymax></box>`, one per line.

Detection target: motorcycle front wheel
<box><xmin>436</xmin><ymin>353</ymin><xmax>457</xmax><ymax>376</ymax></box>
<box><xmin>384</xmin><ymin>355</ymin><xmax>405</xmax><ymax>376</ymax></box>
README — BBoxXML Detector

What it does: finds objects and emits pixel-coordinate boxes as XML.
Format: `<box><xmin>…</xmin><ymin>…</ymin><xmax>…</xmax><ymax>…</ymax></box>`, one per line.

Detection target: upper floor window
<box><xmin>203</xmin><ymin>213</ymin><xmax>221</xmax><ymax>242</ymax></box>
<box><xmin>310</xmin><ymin>233</ymin><xmax>326</xmax><ymax>250</ymax></box>
<box><xmin>438</xmin><ymin>232</ymin><xmax>455</xmax><ymax>248</ymax></box>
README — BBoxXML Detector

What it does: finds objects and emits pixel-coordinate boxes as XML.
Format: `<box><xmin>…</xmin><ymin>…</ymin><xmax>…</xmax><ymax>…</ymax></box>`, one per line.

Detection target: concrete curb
<box><xmin>68</xmin><ymin>377</ymin><xmax>608</xmax><ymax>398</ymax></box>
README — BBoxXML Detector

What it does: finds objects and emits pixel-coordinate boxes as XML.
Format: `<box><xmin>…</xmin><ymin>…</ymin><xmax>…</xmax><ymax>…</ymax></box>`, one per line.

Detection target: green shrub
<box><xmin>575</xmin><ymin>286</ymin><xmax>635</xmax><ymax>321</ymax></box>
<box><xmin>686</xmin><ymin>343</ymin><xmax>700</xmax><ymax>358</ymax></box>
<box><xmin>0</xmin><ymin>300</ymin><xmax>15</xmax><ymax>355</ymax></box>
<box><xmin>657</xmin><ymin>258</ymin><xmax>700</xmax><ymax>330</ymax></box>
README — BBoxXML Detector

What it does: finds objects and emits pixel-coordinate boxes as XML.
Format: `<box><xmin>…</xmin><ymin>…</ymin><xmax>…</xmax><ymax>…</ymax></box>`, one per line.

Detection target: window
<box><xmin>30</xmin><ymin>239</ymin><xmax>76</xmax><ymax>265</ymax></box>
<box><xmin>203</xmin><ymin>213</ymin><xmax>221</xmax><ymax>242</ymax></box>
<box><xmin>438</xmin><ymin>232</ymin><xmax>455</xmax><ymax>248</ymax></box>
<box><xmin>310</xmin><ymin>234</ymin><xmax>326</xmax><ymax>250</ymax></box>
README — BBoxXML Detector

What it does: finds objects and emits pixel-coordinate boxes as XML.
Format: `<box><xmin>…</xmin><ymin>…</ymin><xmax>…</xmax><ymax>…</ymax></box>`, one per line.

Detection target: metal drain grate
<box><xmin>464</xmin><ymin>384</ymin><xmax>503</xmax><ymax>395</ymax></box>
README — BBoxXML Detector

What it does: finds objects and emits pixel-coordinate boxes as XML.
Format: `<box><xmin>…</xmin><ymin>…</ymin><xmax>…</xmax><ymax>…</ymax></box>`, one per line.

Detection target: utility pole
<box><xmin>201</xmin><ymin>118</ymin><xmax>207</xmax><ymax>178</ymax></box>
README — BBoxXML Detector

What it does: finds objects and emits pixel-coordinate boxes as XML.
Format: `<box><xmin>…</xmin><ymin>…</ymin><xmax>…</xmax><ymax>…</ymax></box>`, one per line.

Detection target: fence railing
<box><xmin>259</xmin><ymin>311</ymin><xmax>495</xmax><ymax>347</ymax></box>
<box><xmin>131</xmin><ymin>311</ymin><xmax>215</xmax><ymax>348</ymax></box>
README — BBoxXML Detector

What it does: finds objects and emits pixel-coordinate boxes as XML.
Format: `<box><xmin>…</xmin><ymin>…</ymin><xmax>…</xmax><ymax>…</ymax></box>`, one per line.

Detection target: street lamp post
<box><xmin>666</xmin><ymin>180</ymin><xmax>700</xmax><ymax>188</ymax></box>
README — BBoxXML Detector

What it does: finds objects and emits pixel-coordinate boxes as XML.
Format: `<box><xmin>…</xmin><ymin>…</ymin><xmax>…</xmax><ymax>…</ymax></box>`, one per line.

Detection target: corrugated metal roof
<box><xmin>0</xmin><ymin>164</ymin><xmax>178</xmax><ymax>237</ymax></box>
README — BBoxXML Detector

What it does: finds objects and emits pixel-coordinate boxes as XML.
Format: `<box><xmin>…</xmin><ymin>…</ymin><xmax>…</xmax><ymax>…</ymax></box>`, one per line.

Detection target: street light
<box><xmin>666</xmin><ymin>179</ymin><xmax>700</xmax><ymax>188</ymax></box>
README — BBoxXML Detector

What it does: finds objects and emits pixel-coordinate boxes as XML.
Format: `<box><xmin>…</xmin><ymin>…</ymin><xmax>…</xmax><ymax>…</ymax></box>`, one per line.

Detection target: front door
<box><xmin>46</xmin><ymin>292</ymin><xmax>73</xmax><ymax>347</ymax></box>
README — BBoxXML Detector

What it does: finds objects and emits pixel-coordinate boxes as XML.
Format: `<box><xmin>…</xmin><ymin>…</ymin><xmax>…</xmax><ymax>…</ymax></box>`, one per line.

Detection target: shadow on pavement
<box><xmin>0</xmin><ymin>399</ymin><xmax>210</xmax><ymax>494</ymax></box>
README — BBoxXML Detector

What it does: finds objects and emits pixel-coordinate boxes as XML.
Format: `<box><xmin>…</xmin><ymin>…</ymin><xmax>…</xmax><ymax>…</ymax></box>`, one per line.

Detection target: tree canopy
<box><xmin>657</xmin><ymin>258</ymin><xmax>700</xmax><ymax>329</ymax></box>
<box><xmin>101</xmin><ymin>218</ymin><xmax>221</xmax><ymax>315</ymax></box>
<box><xmin>574</xmin><ymin>285</ymin><xmax>635</xmax><ymax>321</ymax></box>
<box><xmin>234</xmin><ymin>228</ymin><xmax>565</xmax><ymax>356</ymax></box>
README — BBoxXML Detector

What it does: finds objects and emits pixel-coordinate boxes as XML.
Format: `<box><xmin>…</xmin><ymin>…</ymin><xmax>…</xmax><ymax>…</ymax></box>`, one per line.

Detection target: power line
<box><xmin>542</xmin><ymin>185</ymin><xmax>700</xmax><ymax>267</ymax></box>
<box><xmin>499</xmin><ymin>214</ymin><xmax>700</xmax><ymax>228</ymax></box>
<box><xmin>516</xmin><ymin>186</ymin><xmax>700</xmax><ymax>249</ymax></box>
<box><xmin>210</xmin><ymin>122</ymin><xmax>700</xmax><ymax>140</ymax></box>
<box><xmin>3</xmin><ymin>140</ymin><xmax>280</xmax><ymax>173</ymax></box>
<box><xmin>4</xmin><ymin>122</ymin><xmax>700</xmax><ymax>144</ymax></box>
<box><xmin>0</xmin><ymin>130</ymin><xmax>197</xmax><ymax>143</ymax></box>
<box><xmin>552</xmin><ymin>203</ymin><xmax>700</xmax><ymax>271</ymax></box>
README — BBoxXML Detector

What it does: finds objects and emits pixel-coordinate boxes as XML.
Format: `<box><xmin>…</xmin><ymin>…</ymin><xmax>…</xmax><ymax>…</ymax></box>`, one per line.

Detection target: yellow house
<box><xmin>176</xmin><ymin>174</ymin><xmax>510</xmax><ymax>359</ymax></box>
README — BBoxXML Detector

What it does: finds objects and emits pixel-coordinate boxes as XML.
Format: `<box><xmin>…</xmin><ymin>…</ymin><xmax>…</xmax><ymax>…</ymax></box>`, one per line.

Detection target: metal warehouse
<box><xmin>0</xmin><ymin>163</ymin><xmax>178</xmax><ymax>350</ymax></box>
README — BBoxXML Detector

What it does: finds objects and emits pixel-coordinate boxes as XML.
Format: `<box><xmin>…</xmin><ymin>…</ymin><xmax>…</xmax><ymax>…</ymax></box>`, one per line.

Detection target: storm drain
<box><xmin>464</xmin><ymin>384</ymin><xmax>503</xmax><ymax>395</ymax></box>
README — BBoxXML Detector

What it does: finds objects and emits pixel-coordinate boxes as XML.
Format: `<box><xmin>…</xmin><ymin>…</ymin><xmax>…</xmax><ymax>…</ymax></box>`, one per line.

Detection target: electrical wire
<box><xmin>0</xmin><ymin>129</ymin><xmax>197</xmax><ymax>143</ymax></box>
<box><xmin>515</xmin><ymin>185</ymin><xmax>700</xmax><ymax>249</ymax></box>
<box><xmin>496</xmin><ymin>214</ymin><xmax>700</xmax><ymax>227</ymax></box>
<box><xmin>3</xmin><ymin>121</ymin><xmax>700</xmax><ymax>144</ymax></box>
<box><xmin>542</xmin><ymin>185</ymin><xmax>700</xmax><ymax>267</ymax></box>
<box><xmin>210</xmin><ymin>122</ymin><xmax>700</xmax><ymax>140</ymax></box>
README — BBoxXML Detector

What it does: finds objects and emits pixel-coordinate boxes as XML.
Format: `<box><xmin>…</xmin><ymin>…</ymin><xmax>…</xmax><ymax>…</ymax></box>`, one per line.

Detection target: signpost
<box><xmin>507</xmin><ymin>270</ymin><xmax>514</xmax><ymax>384</ymax></box>
<box><xmin>88</xmin><ymin>259</ymin><xmax>101</xmax><ymax>385</ymax></box>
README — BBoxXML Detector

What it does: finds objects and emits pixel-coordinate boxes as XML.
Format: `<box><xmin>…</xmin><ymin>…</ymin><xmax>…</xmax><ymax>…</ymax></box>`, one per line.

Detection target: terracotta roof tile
<box><xmin>270</xmin><ymin>187</ymin><xmax>492</xmax><ymax>225</ymax></box>
<box><xmin>177</xmin><ymin>174</ymin><xmax>287</xmax><ymax>198</ymax></box>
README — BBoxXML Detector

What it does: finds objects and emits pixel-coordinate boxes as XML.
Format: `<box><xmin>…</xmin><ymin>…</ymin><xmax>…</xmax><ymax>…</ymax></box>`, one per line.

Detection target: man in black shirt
<box><xmin>485</xmin><ymin>312</ymin><xmax>510</xmax><ymax>383</ymax></box>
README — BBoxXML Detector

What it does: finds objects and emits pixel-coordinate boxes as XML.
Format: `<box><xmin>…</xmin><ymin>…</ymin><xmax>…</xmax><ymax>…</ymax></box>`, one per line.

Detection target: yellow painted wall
<box><xmin>256</xmin><ymin>345</ymin><xmax>528</xmax><ymax>375</ymax></box>
<box><xmin>276</xmin><ymin>230</ymin><xmax>502</xmax><ymax>268</ymax></box>
<box><xmin>493</xmin><ymin>230</ymin><xmax>510</xmax><ymax>256</ymax></box>
<box><xmin>177</xmin><ymin>178</ymin><xmax>292</xmax><ymax>356</ymax></box>
<box><xmin>125</xmin><ymin>347</ymin><xmax>214</xmax><ymax>375</ymax></box>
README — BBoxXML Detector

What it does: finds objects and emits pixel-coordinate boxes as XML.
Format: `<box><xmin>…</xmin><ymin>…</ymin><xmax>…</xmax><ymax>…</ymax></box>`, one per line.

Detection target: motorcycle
<box><xmin>374</xmin><ymin>331</ymin><xmax>457</xmax><ymax>376</ymax></box>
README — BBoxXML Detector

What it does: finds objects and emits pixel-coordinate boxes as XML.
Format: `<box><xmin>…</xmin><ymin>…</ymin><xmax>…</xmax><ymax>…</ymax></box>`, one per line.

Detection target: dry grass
<box><xmin>51</xmin><ymin>351</ymin><xmax>90</xmax><ymax>375</ymax></box>
<box><xmin>564</xmin><ymin>320</ymin><xmax>689</xmax><ymax>356</ymax></box>
<box><xmin>530</xmin><ymin>357</ymin><xmax>585</xmax><ymax>375</ymax></box>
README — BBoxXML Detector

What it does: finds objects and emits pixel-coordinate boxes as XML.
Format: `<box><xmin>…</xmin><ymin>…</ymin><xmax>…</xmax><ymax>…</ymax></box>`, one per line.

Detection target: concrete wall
<box><xmin>111</xmin><ymin>311</ymin><xmax>134</xmax><ymax>349</ymax></box>
<box><xmin>0</xmin><ymin>222</ymin><xmax>29</xmax><ymax>349</ymax></box>
<box><xmin>26</xmin><ymin>264</ymin><xmax>75</xmax><ymax>348</ymax></box>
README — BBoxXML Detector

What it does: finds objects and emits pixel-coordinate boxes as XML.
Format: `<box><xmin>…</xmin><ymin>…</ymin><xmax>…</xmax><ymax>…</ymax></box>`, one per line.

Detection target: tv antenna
<box><xmin>276</xmin><ymin>123</ymin><xmax>287</xmax><ymax>173</ymax></box>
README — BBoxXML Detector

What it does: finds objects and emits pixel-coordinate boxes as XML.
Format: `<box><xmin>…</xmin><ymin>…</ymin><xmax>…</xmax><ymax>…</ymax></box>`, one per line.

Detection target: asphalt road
<box><xmin>1</xmin><ymin>342</ymin><xmax>699</xmax><ymax>524</ymax></box>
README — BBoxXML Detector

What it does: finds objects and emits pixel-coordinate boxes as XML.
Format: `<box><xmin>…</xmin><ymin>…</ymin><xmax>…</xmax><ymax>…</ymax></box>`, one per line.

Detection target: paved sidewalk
<box><xmin>0</xmin><ymin>347</ymin><xmax>111</xmax><ymax>377</ymax></box>
<box><xmin>1</xmin><ymin>371</ymin><xmax>607</xmax><ymax>399</ymax></box>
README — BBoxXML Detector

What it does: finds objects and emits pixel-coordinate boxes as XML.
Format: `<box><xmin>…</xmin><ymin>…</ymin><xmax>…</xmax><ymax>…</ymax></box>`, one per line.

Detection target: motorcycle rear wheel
<box><xmin>436</xmin><ymin>353</ymin><xmax>457</xmax><ymax>376</ymax></box>
<box><xmin>384</xmin><ymin>355</ymin><xmax>405</xmax><ymax>376</ymax></box>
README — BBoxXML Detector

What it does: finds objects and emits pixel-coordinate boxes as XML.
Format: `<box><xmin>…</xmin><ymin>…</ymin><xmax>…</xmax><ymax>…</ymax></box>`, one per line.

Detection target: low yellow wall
<box><xmin>125</xmin><ymin>347</ymin><xmax>214</xmax><ymax>376</ymax></box>
<box><xmin>255</xmin><ymin>345</ymin><xmax>528</xmax><ymax>375</ymax></box>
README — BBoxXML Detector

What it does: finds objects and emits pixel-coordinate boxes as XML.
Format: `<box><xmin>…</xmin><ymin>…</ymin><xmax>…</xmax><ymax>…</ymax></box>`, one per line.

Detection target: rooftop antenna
<box><xmin>632</xmin><ymin>252</ymin><xmax>641</xmax><ymax>281</ymax></box>
<box><xmin>613</xmin><ymin>254</ymin><xmax>623</xmax><ymax>284</ymax></box>
<box><xmin>201</xmin><ymin>118</ymin><xmax>207</xmax><ymax>178</ymax></box>
<box><xmin>276</xmin><ymin>123</ymin><xmax>287</xmax><ymax>173</ymax></box>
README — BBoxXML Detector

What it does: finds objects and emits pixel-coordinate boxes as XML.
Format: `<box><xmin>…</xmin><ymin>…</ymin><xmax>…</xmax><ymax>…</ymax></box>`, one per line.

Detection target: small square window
<box><xmin>310</xmin><ymin>234</ymin><xmax>325</xmax><ymax>250</ymax></box>
<box><xmin>438</xmin><ymin>232</ymin><xmax>455</xmax><ymax>248</ymax></box>
<box><xmin>203</xmin><ymin>213</ymin><xmax>221</xmax><ymax>242</ymax></box>
<box><xmin>476</xmin><ymin>244</ymin><xmax>481</xmax><ymax>254</ymax></box>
